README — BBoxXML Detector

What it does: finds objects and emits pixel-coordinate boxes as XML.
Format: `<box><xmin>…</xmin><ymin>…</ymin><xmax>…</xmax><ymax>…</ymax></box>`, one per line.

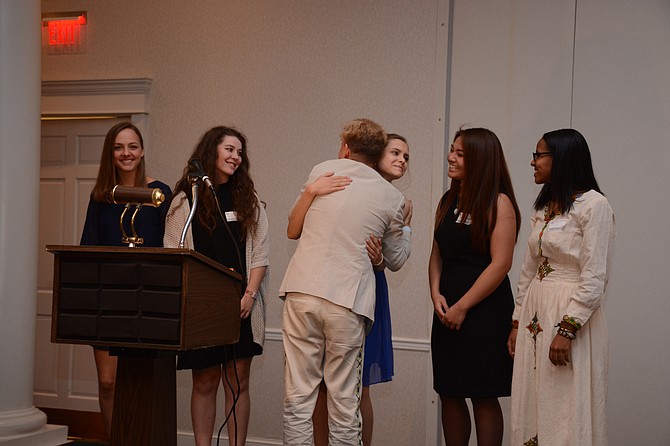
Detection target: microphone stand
<box><xmin>111</xmin><ymin>185</ymin><xmax>166</xmax><ymax>248</ymax></box>
<box><xmin>179</xmin><ymin>167</ymin><xmax>247</xmax><ymax>288</ymax></box>
<box><xmin>179</xmin><ymin>176</ymin><xmax>200</xmax><ymax>248</ymax></box>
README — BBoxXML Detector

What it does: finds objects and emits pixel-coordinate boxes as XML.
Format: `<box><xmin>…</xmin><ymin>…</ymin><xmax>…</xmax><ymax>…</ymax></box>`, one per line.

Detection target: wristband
<box><xmin>556</xmin><ymin>326</ymin><xmax>576</xmax><ymax>340</ymax></box>
<box><xmin>562</xmin><ymin>314</ymin><xmax>582</xmax><ymax>330</ymax></box>
<box><xmin>244</xmin><ymin>289</ymin><xmax>257</xmax><ymax>300</ymax></box>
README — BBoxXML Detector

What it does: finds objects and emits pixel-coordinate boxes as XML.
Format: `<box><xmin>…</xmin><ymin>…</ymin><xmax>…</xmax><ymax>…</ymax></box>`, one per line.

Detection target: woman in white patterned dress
<box><xmin>508</xmin><ymin>129</ymin><xmax>615</xmax><ymax>445</ymax></box>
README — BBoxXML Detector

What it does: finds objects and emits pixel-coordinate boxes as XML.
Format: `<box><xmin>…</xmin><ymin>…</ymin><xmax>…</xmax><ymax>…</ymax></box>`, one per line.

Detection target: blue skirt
<box><xmin>363</xmin><ymin>270</ymin><xmax>394</xmax><ymax>386</ymax></box>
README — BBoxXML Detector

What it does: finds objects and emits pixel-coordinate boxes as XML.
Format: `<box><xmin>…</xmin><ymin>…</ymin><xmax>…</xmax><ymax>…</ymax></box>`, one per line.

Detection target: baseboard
<box><xmin>38</xmin><ymin>408</ymin><xmax>107</xmax><ymax>443</ymax></box>
<box><xmin>37</xmin><ymin>408</ymin><xmax>284</xmax><ymax>446</ymax></box>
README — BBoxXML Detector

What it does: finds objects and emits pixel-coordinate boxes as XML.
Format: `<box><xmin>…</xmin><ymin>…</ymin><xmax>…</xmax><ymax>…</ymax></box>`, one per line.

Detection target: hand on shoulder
<box><xmin>306</xmin><ymin>171</ymin><xmax>352</xmax><ymax>197</ymax></box>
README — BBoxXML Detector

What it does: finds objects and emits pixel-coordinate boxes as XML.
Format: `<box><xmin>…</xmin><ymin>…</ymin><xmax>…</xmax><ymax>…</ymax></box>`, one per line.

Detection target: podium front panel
<box><xmin>48</xmin><ymin>246</ymin><xmax>241</xmax><ymax>350</ymax></box>
<box><xmin>55</xmin><ymin>258</ymin><xmax>183</xmax><ymax>346</ymax></box>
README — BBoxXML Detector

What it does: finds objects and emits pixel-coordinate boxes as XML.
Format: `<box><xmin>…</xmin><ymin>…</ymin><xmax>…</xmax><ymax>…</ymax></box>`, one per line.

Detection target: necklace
<box><xmin>537</xmin><ymin>205</ymin><xmax>560</xmax><ymax>280</ymax></box>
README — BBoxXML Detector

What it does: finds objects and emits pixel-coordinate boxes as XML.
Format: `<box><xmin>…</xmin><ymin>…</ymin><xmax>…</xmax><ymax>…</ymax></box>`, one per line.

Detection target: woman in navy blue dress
<box><xmin>357</xmin><ymin>134</ymin><xmax>411</xmax><ymax>445</ymax></box>
<box><xmin>80</xmin><ymin>121</ymin><xmax>171</xmax><ymax>438</ymax></box>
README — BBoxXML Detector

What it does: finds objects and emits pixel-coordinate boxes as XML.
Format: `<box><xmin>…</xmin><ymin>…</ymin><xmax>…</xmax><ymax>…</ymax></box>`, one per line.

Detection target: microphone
<box><xmin>188</xmin><ymin>158</ymin><xmax>214</xmax><ymax>190</ymax></box>
<box><xmin>111</xmin><ymin>185</ymin><xmax>165</xmax><ymax>207</ymax></box>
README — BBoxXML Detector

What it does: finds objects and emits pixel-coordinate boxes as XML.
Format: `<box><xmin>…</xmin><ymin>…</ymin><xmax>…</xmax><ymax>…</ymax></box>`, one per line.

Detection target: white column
<box><xmin>0</xmin><ymin>0</ymin><xmax>67</xmax><ymax>444</ymax></box>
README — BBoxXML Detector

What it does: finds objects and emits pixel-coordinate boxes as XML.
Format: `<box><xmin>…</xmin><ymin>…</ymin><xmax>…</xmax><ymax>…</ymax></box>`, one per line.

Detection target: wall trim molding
<box><xmin>41</xmin><ymin>78</ymin><xmax>153</xmax><ymax>116</ymax></box>
<box><xmin>42</xmin><ymin>78</ymin><xmax>152</xmax><ymax>96</ymax></box>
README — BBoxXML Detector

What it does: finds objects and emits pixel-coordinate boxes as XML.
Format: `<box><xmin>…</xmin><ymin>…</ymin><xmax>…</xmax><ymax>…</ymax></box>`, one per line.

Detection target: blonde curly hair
<box><xmin>340</xmin><ymin>118</ymin><xmax>387</xmax><ymax>161</ymax></box>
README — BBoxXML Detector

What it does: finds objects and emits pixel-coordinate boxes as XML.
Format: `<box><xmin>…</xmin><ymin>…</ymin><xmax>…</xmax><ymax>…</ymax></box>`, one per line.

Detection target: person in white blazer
<box><xmin>279</xmin><ymin>118</ymin><xmax>411</xmax><ymax>446</ymax></box>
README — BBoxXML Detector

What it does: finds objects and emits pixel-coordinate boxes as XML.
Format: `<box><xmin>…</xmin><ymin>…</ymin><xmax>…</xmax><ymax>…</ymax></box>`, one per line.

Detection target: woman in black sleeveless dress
<box><xmin>429</xmin><ymin>127</ymin><xmax>520</xmax><ymax>446</ymax></box>
<box><xmin>164</xmin><ymin>126</ymin><xmax>269</xmax><ymax>446</ymax></box>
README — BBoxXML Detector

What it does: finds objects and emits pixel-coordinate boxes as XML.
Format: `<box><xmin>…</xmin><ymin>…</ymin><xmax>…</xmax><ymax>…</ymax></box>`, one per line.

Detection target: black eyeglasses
<box><xmin>532</xmin><ymin>151</ymin><xmax>552</xmax><ymax>161</ymax></box>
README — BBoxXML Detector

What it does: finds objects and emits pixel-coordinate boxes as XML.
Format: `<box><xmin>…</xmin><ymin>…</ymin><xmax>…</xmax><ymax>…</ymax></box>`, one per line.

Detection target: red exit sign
<box><xmin>48</xmin><ymin>16</ymin><xmax>86</xmax><ymax>45</ymax></box>
<box><xmin>42</xmin><ymin>12</ymin><xmax>87</xmax><ymax>53</ymax></box>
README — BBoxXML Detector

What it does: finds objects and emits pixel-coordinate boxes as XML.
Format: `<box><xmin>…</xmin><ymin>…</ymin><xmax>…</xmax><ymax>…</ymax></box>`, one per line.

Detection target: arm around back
<box><xmin>380</xmin><ymin>199</ymin><xmax>411</xmax><ymax>272</ymax></box>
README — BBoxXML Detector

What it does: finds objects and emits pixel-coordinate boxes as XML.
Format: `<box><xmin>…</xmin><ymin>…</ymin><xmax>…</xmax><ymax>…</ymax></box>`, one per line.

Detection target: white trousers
<box><xmin>282</xmin><ymin>292</ymin><xmax>365</xmax><ymax>446</ymax></box>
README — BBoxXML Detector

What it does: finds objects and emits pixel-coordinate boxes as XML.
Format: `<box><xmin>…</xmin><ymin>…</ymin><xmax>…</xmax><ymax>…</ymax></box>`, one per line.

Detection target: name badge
<box><xmin>225</xmin><ymin>211</ymin><xmax>238</xmax><ymax>222</ymax></box>
<box><xmin>455</xmin><ymin>213</ymin><xmax>472</xmax><ymax>225</ymax></box>
<box><xmin>547</xmin><ymin>218</ymin><xmax>567</xmax><ymax>230</ymax></box>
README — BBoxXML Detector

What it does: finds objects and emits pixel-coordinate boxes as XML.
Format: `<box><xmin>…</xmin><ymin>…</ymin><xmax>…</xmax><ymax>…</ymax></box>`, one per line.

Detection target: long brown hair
<box><xmin>434</xmin><ymin>127</ymin><xmax>520</xmax><ymax>253</ymax></box>
<box><xmin>91</xmin><ymin>121</ymin><xmax>147</xmax><ymax>203</ymax></box>
<box><xmin>171</xmin><ymin>126</ymin><xmax>259</xmax><ymax>236</ymax></box>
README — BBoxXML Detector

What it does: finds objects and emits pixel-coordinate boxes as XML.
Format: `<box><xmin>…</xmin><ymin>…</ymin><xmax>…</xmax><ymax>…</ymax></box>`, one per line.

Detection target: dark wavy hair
<box><xmin>91</xmin><ymin>121</ymin><xmax>147</xmax><ymax>203</ymax></box>
<box><xmin>171</xmin><ymin>126</ymin><xmax>259</xmax><ymax>236</ymax></box>
<box><xmin>533</xmin><ymin>128</ymin><xmax>602</xmax><ymax>213</ymax></box>
<box><xmin>435</xmin><ymin>127</ymin><xmax>520</xmax><ymax>253</ymax></box>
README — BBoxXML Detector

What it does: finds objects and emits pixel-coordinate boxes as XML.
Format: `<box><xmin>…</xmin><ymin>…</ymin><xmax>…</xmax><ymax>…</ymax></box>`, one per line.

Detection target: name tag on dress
<box><xmin>547</xmin><ymin>218</ymin><xmax>568</xmax><ymax>230</ymax></box>
<box><xmin>225</xmin><ymin>211</ymin><xmax>238</xmax><ymax>222</ymax></box>
<box><xmin>455</xmin><ymin>213</ymin><xmax>472</xmax><ymax>225</ymax></box>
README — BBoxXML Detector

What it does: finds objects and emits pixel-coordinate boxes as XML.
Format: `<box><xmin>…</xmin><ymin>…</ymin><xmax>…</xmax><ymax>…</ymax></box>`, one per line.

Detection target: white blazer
<box><xmin>279</xmin><ymin>158</ymin><xmax>410</xmax><ymax>322</ymax></box>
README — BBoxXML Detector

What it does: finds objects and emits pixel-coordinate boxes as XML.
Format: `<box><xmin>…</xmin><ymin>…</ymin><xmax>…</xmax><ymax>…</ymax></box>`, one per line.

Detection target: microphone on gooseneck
<box><xmin>189</xmin><ymin>159</ymin><xmax>246</xmax><ymax>285</ymax></box>
<box><xmin>188</xmin><ymin>158</ymin><xmax>215</xmax><ymax>191</ymax></box>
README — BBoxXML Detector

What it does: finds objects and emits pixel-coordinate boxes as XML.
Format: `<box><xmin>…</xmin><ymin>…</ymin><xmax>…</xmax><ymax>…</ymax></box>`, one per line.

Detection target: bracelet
<box><xmin>372</xmin><ymin>255</ymin><xmax>384</xmax><ymax>267</ymax></box>
<box><xmin>244</xmin><ymin>289</ymin><xmax>257</xmax><ymax>300</ymax></box>
<box><xmin>556</xmin><ymin>326</ymin><xmax>576</xmax><ymax>340</ymax></box>
<box><xmin>555</xmin><ymin>320</ymin><xmax>577</xmax><ymax>333</ymax></box>
<box><xmin>560</xmin><ymin>321</ymin><xmax>576</xmax><ymax>332</ymax></box>
<box><xmin>511</xmin><ymin>320</ymin><xmax>519</xmax><ymax>329</ymax></box>
<box><xmin>562</xmin><ymin>315</ymin><xmax>582</xmax><ymax>330</ymax></box>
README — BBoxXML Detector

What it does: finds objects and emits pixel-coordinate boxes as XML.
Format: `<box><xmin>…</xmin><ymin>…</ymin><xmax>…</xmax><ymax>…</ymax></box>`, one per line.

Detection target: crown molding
<box><xmin>42</xmin><ymin>78</ymin><xmax>152</xmax><ymax>96</ymax></box>
<box><xmin>41</xmin><ymin>78</ymin><xmax>153</xmax><ymax>115</ymax></box>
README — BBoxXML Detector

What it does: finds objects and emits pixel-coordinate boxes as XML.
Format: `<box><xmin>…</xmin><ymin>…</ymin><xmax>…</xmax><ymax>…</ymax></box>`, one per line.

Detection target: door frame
<box><xmin>41</xmin><ymin>78</ymin><xmax>152</xmax><ymax>137</ymax></box>
<box><xmin>36</xmin><ymin>78</ymin><xmax>152</xmax><ymax>413</ymax></box>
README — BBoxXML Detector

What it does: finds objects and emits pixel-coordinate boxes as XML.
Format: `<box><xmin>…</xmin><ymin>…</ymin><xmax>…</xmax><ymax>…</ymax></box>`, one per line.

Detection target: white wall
<box><xmin>448</xmin><ymin>1</ymin><xmax>670</xmax><ymax>444</ymax></box>
<box><xmin>40</xmin><ymin>1</ymin><xmax>447</xmax><ymax>444</ymax></box>
<box><xmin>37</xmin><ymin>0</ymin><xmax>670</xmax><ymax>444</ymax></box>
<box><xmin>572</xmin><ymin>2</ymin><xmax>670</xmax><ymax>444</ymax></box>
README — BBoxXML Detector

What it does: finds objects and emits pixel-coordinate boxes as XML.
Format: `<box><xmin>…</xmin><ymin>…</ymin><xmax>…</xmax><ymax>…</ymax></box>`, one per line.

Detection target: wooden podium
<box><xmin>46</xmin><ymin>245</ymin><xmax>243</xmax><ymax>446</ymax></box>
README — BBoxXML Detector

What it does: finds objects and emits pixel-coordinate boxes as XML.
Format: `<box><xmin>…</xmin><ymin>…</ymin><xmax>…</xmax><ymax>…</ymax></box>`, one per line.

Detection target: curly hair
<box><xmin>91</xmin><ymin>122</ymin><xmax>148</xmax><ymax>203</ymax></box>
<box><xmin>171</xmin><ymin>126</ymin><xmax>259</xmax><ymax>236</ymax></box>
<box><xmin>340</xmin><ymin>118</ymin><xmax>387</xmax><ymax>162</ymax></box>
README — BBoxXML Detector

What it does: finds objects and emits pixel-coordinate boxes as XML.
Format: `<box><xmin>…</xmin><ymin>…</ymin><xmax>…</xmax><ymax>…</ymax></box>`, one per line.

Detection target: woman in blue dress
<box><xmin>287</xmin><ymin>134</ymin><xmax>412</xmax><ymax>445</ymax></box>
<box><xmin>80</xmin><ymin>121</ymin><xmax>172</xmax><ymax>438</ymax></box>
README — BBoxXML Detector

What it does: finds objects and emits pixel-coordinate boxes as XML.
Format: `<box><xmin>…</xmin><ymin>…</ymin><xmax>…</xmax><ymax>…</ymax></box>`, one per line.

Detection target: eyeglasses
<box><xmin>532</xmin><ymin>151</ymin><xmax>552</xmax><ymax>161</ymax></box>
